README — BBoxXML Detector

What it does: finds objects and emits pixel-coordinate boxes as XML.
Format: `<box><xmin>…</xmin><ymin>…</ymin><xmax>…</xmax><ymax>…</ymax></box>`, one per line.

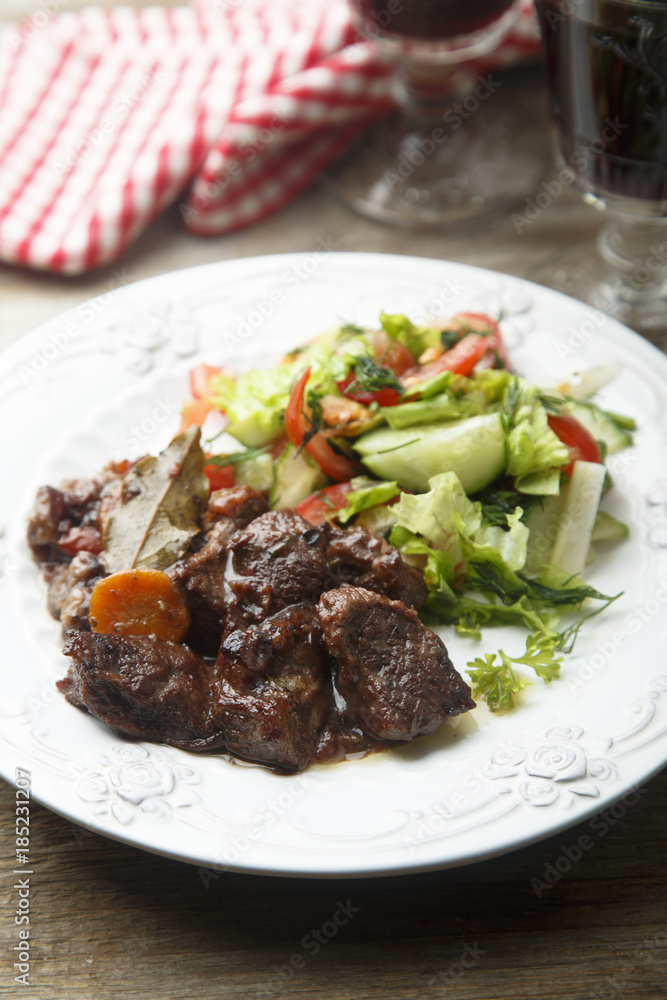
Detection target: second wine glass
<box><xmin>328</xmin><ymin>0</ymin><xmax>547</xmax><ymax>228</ymax></box>
<box><xmin>529</xmin><ymin>0</ymin><xmax>667</xmax><ymax>346</ymax></box>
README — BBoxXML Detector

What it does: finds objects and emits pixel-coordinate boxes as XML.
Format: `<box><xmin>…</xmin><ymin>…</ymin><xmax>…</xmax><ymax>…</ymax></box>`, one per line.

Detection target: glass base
<box><xmin>325</xmin><ymin>98</ymin><xmax>548</xmax><ymax>230</ymax></box>
<box><xmin>527</xmin><ymin>238</ymin><xmax>667</xmax><ymax>349</ymax></box>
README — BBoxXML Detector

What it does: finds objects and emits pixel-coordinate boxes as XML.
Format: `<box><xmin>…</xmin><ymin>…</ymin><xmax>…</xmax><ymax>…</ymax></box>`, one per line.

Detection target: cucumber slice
<box><xmin>353</xmin><ymin>412</ymin><xmax>506</xmax><ymax>494</ymax></box>
<box><xmin>269</xmin><ymin>444</ymin><xmax>327</xmax><ymax>509</ymax></box>
<box><xmin>564</xmin><ymin>401</ymin><xmax>634</xmax><ymax>454</ymax></box>
<box><xmin>233</xmin><ymin>452</ymin><xmax>274</xmax><ymax>492</ymax></box>
<box><xmin>591</xmin><ymin>509</ymin><xmax>630</xmax><ymax>544</ymax></box>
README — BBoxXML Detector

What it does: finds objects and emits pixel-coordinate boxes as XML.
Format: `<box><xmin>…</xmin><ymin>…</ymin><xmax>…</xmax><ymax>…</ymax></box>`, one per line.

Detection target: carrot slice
<box><xmin>89</xmin><ymin>569</ymin><xmax>190</xmax><ymax>643</ymax></box>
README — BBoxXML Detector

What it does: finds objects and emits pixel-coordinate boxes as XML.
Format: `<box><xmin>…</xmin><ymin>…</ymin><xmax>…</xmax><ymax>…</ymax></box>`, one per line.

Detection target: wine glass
<box><xmin>530</xmin><ymin>0</ymin><xmax>667</xmax><ymax>345</ymax></box>
<box><xmin>327</xmin><ymin>0</ymin><xmax>548</xmax><ymax>228</ymax></box>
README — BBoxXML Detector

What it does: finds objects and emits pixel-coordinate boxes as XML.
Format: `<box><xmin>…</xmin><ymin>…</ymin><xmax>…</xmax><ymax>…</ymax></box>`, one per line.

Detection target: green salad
<box><xmin>185</xmin><ymin>310</ymin><xmax>634</xmax><ymax>711</ymax></box>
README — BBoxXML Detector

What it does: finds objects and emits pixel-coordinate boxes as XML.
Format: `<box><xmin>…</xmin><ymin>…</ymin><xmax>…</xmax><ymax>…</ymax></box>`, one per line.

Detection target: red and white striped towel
<box><xmin>0</xmin><ymin>0</ymin><xmax>540</xmax><ymax>275</ymax></box>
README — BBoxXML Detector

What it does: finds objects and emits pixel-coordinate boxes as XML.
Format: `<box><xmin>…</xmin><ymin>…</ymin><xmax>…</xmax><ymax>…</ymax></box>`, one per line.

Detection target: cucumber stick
<box><xmin>523</xmin><ymin>494</ymin><xmax>564</xmax><ymax>576</ymax></box>
<box><xmin>549</xmin><ymin>461</ymin><xmax>607</xmax><ymax>575</ymax></box>
<box><xmin>353</xmin><ymin>412</ymin><xmax>506</xmax><ymax>494</ymax></box>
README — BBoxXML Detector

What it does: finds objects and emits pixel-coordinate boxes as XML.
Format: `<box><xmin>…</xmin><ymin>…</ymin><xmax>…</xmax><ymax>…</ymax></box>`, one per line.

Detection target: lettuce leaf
<box><xmin>390</xmin><ymin>471</ymin><xmax>482</xmax><ymax>566</ymax></box>
<box><xmin>379</xmin><ymin>312</ymin><xmax>440</xmax><ymax>359</ymax></box>
<box><xmin>472</xmin><ymin>508</ymin><xmax>529</xmax><ymax>572</ymax></box>
<box><xmin>337</xmin><ymin>478</ymin><xmax>400</xmax><ymax>524</ymax></box>
<box><xmin>504</xmin><ymin>377</ymin><xmax>570</xmax><ymax>492</ymax></box>
<box><xmin>209</xmin><ymin>367</ymin><xmax>295</xmax><ymax>447</ymax></box>
<box><xmin>390</xmin><ymin>526</ymin><xmax>457</xmax><ymax>599</ymax></box>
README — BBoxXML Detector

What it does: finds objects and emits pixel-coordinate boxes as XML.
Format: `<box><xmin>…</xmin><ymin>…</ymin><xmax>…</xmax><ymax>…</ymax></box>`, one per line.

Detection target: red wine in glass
<box><xmin>327</xmin><ymin>0</ymin><xmax>546</xmax><ymax>229</ymax></box>
<box><xmin>530</xmin><ymin>0</ymin><xmax>667</xmax><ymax>343</ymax></box>
<box><xmin>350</xmin><ymin>0</ymin><xmax>518</xmax><ymax>42</ymax></box>
<box><xmin>535</xmin><ymin>0</ymin><xmax>667</xmax><ymax>209</ymax></box>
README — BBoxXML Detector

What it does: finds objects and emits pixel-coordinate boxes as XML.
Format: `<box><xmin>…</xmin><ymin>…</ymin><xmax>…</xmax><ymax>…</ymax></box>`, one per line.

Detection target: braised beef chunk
<box><xmin>213</xmin><ymin>605</ymin><xmax>333</xmax><ymax>771</ymax></box>
<box><xmin>317</xmin><ymin>586</ymin><xmax>475</xmax><ymax>742</ymax></box>
<box><xmin>224</xmin><ymin>510</ymin><xmax>332</xmax><ymax>629</ymax></box>
<box><xmin>44</xmin><ymin>551</ymin><xmax>105</xmax><ymax>628</ymax></box>
<box><xmin>27</xmin><ymin>486</ymin><xmax>69</xmax><ymax>561</ymax></box>
<box><xmin>44</xmin><ymin>563</ymin><xmax>71</xmax><ymax>619</ymax></box>
<box><xmin>201</xmin><ymin>484</ymin><xmax>269</xmax><ymax>534</ymax></box>
<box><xmin>37</xmin><ymin>463</ymin><xmax>476</xmax><ymax>771</ymax></box>
<box><xmin>325</xmin><ymin>524</ymin><xmax>427</xmax><ymax>609</ymax></box>
<box><xmin>42</xmin><ymin>546</ymin><xmax>106</xmax><ymax>631</ymax></box>
<box><xmin>59</xmin><ymin>552</ymin><xmax>105</xmax><ymax>631</ymax></box>
<box><xmin>313</xmin><ymin>715</ymin><xmax>393</xmax><ymax>765</ymax></box>
<box><xmin>59</xmin><ymin>631</ymin><xmax>224</xmax><ymax>750</ymax></box>
<box><xmin>27</xmin><ymin>464</ymin><xmax>127</xmax><ymax>563</ymax></box>
<box><xmin>168</xmin><ymin>485</ymin><xmax>269</xmax><ymax>654</ymax></box>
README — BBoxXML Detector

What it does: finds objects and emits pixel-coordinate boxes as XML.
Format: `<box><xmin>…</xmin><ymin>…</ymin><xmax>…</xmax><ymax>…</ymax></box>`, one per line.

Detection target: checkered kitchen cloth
<box><xmin>0</xmin><ymin>0</ymin><xmax>540</xmax><ymax>274</ymax></box>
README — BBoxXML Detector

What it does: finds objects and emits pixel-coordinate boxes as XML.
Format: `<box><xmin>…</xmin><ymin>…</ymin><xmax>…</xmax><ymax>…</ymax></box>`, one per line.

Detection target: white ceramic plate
<box><xmin>2</xmin><ymin>252</ymin><xmax>667</xmax><ymax>878</ymax></box>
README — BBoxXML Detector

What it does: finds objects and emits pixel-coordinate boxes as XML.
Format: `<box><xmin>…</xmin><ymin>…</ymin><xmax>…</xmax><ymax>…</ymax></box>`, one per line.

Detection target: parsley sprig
<box><xmin>345</xmin><ymin>355</ymin><xmax>403</xmax><ymax>397</ymax></box>
<box><xmin>467</xmin><ymin>632</ymin><xmax>564</xmax><ymax>712</ymax></box>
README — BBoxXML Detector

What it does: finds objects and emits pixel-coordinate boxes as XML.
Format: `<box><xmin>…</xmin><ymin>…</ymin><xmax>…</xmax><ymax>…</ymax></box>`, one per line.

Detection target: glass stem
<box><xmin>597</xmin><ymin>216</ymin><xmax>667</xmax><ymax>304</ymax></box>
<box><xmin>392</xmin><ymin>58</ymin><xmax>469</xmax><ymax>126</ymax></box>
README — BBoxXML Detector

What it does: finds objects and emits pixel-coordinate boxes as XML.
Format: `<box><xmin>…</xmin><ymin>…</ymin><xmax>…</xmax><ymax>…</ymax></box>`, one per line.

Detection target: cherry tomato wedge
<box><xmin>336</xmin><ymin>331</ymin><xmax>414</xmax><ymax>406</ymax></box>
<box><xmin>365</xmin><ymin>330</ymin><xmax>415</xmax><ymax>375</ymax></box>
<box><xmin>547</xmin><ymin>413</ymin><xmax>602</xmax><ymax>476</ymax></box>
<box><xmin>296</xmin><ymin>482</ymin><xmax>355</xmax><ymax>525</ymax></box>
<box><xmin>285</xmin><ymin>367</ymin><xmax>358</xmax><ymax>482</ymax></box>
<box><xmin>284</xmin><ymin>367</ymin><xmax>312</xmax><ymax>442</ymax></box>
<box><xmin>335</xmin><ymin>373</ymin><xmax>401</xmax><ymax>408</ymax></box>
<box><xmin>189</xmin><ymin>364</ymin><xmax>222</xmax><ymax>400</ymax></box>
<box><xmin>203</xmin><ymin>461</ymin><xmax>235</xmax><ymax>491</ymax></box>
<box><xmin>402</xmin><ymin>332</ymin><xmax>489</xmax><ymax>384</ymax></box>
<box><xmin>453</xmin><ymin>312</ymin><xmax>511</xmax><ymax>370</ymax></box>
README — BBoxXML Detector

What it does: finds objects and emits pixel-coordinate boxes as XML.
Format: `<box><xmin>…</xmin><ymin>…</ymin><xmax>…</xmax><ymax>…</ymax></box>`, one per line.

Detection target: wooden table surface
<box><xmin>1</xmin><ymin>3</ymin><xmax>666</xmax><ymax>997</ymax></box>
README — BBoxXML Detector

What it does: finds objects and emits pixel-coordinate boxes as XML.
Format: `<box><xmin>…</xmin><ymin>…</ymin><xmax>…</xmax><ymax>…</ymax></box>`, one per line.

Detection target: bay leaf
<box><xmin>103</xmin><ymin>426</ymin><xmax>209</xmax><ymax>573</ymax></box>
